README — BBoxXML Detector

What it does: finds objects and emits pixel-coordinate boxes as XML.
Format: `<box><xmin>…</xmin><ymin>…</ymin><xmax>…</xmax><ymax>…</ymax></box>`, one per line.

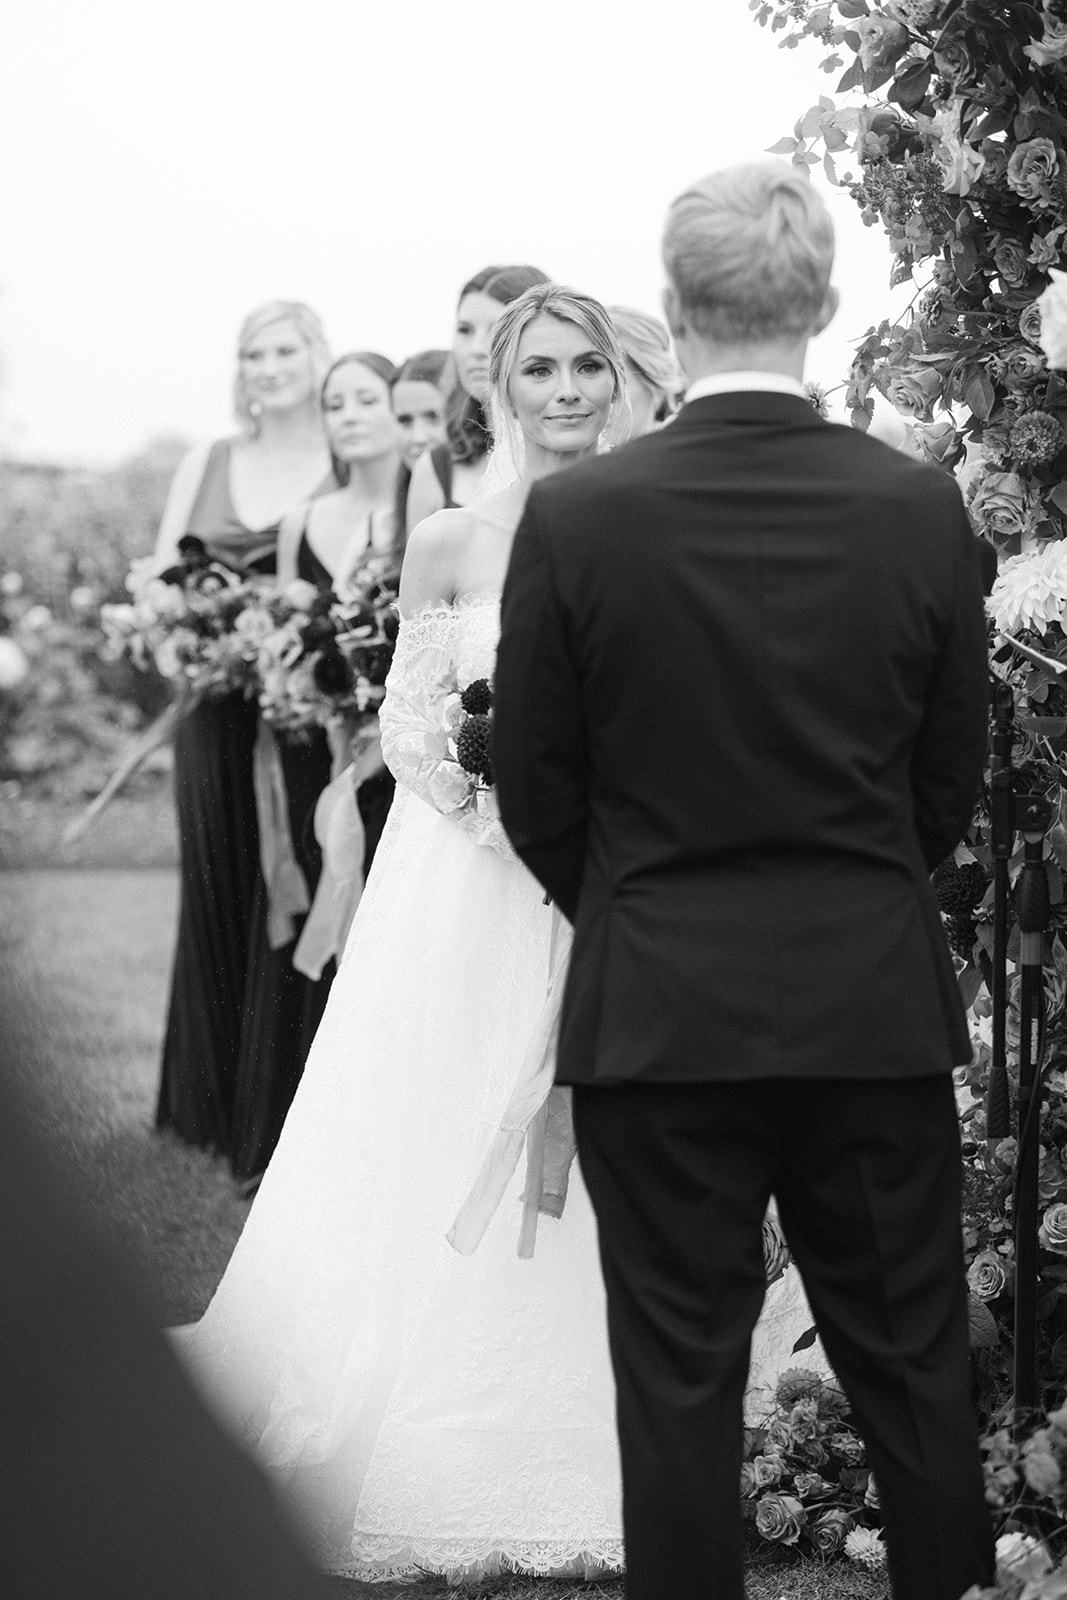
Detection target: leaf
<box><xmin>963</xmin><ymin>368</ymin><xmax>997</xmax><ymax>421</ymax></box>
<box><xmin>837</xmin><ymin>0</ymin><xmax>870</xmax><ymax>15</ymax></box>
<box><xmin>889</xmin><ymin>58</ymin><xmax>933</xmax><ymax>112</ymax></box>
<box><xmin>824</xmin><ymin>152</ymin><xmax>838</xmax><ymax>185</ymax></box>
<box><xmin>1049</xmin><ymin>484</ymin><xmax>1067</xmax><ymax>516</ymax></box>
<box><xmin>767</xmin><ymin>137</ymin><xmax>798</xmax><ymax>155</ymax></box>
<box><xmin>890</xmin><ymin>254</ymin><xmax>915</xmax><ymax>288</ymax></box>
<box><xmin>968</xmin><ymin>1297</ymin><xmax>1000</xmax><ymax>1349</ymax></box>
<box><xmin>792</xmin><ymin>1325</ymin><xmax>818</xmax><ymax>1352</ymax></box>
<box><xmin>958</xmin><ymin>964</ymin><xmax>982</xmax><ymax>1010</ymax></box>
<box><xmin>837</xmin><ymin>58</ymin><xmax>865</xmax><ymax>94</ymax></box>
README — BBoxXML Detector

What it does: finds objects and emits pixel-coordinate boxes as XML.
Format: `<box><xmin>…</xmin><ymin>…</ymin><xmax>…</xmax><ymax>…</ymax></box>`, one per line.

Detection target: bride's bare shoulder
<box><xmin>400</xmin><ymin>508</ymin><xmax>478</xmax><ymax>612</ymax></box>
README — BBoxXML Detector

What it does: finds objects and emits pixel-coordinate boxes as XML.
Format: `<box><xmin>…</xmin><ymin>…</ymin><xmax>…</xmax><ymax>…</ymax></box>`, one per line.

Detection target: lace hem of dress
<box><xmin>334</xmin><ymin>1534</ymin><xmax>625</xmax><ymax>1582</ymax></box>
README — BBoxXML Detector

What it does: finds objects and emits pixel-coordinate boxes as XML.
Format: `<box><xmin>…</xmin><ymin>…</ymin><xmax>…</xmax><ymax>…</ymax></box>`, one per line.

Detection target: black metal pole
<box><xmin>987</xmin><ymin>681</ymin><xmax>1015</xmax><ymax>1147</ymax></box>
<box><xmin>1013</xmin><ymin>799</ymin><xmax>1052</xmax><ymax>1418</ymax></box>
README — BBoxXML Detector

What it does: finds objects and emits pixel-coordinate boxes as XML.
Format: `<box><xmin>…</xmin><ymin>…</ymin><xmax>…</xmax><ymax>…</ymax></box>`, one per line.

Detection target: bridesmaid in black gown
<box><xmin>154</xmin><ymin>301</ymin><xmax>335</xmax><ymax>1161</ymax></box>
<box><xmin>229</xmin><ymin>350</ymin><xmax>405</xmax><ymax>1182</ymax></box>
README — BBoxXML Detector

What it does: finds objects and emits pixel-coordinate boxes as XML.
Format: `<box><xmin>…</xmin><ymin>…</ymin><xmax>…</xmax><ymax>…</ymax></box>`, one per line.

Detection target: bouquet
<box><xmin>741</xmin><ymin>1369</ymin><xmax>882</xmax><ymax>1562</ymax></box>
<box><xmin>101</xmin><ymin>536</ymin><xmax>268</xmax><ymax>702</ymax></box>
<box><xmin>256</xmin><ymin>554</ymin><xmax>400</xmax><ymax>737</ymax></box>
<box><xmin>428</xmin><ymin>676</ymin><xmax>496</xmax><ymax>816</ymax></box>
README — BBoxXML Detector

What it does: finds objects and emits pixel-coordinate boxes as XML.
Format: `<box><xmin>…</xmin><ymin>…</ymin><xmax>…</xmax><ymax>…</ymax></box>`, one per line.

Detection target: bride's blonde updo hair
<box><xmin>234</xmin><ymin>300</ymin><xmax>332</xmax><ymax>434</ymax></box>
<box><xmin>487</xmin><ymin>283</ymin><xmax>630</xmax><ymax>478</ymax></box>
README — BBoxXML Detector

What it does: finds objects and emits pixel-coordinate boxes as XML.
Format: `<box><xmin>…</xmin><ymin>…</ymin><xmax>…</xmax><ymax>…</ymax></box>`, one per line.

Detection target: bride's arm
<box><xmin>380</xmin><ymin>510</ymin><xmax>475</xmax><ymax>815</ymax></box>
<box><xmin>397</xmin><ymin>509</ymin><xmax>464</xmax><ymax>615</ymax></box>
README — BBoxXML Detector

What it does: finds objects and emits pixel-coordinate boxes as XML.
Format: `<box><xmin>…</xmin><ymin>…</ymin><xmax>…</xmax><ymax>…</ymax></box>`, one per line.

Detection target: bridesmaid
<box><xmin>608</xmin><ymin>305</ymin><xmax>684</xmax><ymax>438</ymax></box>
<box><xmin>154</xmin><ymin>301</ymin><xmax>335</xmax><ymax>1162</ymax></box>
<box><xmin>389</xmin><ymin>349</ymin><xmax>449</xmax><ymax>557</ymax></box>
<box><xmin>230</xmin><ymin>352</ymin><xmax>405</xmax><ymax>1184</ymax></box>
<box><xmin>404</xmin><ymin>263</ymin><xmax>549</xmax><ymax>531</ymax></box>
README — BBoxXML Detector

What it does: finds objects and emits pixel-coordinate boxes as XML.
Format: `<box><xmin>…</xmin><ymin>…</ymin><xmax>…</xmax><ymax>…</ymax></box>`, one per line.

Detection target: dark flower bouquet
<box><xmin>741</xmin><ymin>1369</ymin><xmax>885</xmax><ymax>1568</ymax></box>
<box><xmin>253</xmin><ymin>554</ymin><xmax>400</xmax><ymax>735</ymax></box>
<box><xmin>101</xmin><ymin>536</ymin><xmax>268</xmax><ymax>700</ymax></box>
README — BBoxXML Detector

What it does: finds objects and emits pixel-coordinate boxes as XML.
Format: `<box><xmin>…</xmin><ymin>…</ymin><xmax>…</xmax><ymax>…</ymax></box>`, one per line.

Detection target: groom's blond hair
<box><xmin>663</xmin><ymin>161</ymin><xmax>834</xmax><ymax>342</ymax></box>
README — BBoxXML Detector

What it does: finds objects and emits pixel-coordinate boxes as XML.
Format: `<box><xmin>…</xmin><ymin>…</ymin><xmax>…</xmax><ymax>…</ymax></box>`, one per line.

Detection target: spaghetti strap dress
<box><xmin>229</xmin><ymin>522</ymin><xmax>397</xmax><ymax>1181</ymax></box>
<box><xmin>155</xmin><ymin>442</ymin><xmax>334</xmax><ymax>1165</ymax></box>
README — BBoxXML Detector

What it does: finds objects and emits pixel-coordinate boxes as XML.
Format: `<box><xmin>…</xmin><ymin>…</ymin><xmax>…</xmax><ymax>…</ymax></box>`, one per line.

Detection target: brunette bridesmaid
<box><xmin>403</xmin><ymin>264</ymin><xmax>549</xmax><ymax>532</ymax></box>
<box><xmin>230</xmin><ymin>352</ymin><xmax>405</xmax><ymax>1184</ymax></box>
<box><xmin>154</xmin><ymin>301</ymin><xmax>335</xmax><ymax>1161</ymax></box>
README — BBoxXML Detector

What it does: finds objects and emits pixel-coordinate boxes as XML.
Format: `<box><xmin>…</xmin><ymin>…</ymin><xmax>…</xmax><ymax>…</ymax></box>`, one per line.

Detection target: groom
<box><xmin>493</xmin><ymin>162</ymin><xmax>994</xmax><ymax>1600</ymax></box>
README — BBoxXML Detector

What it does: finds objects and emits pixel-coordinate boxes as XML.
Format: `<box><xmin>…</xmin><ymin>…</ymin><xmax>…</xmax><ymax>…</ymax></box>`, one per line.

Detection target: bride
<box><xmin>176</xmin><ymin>283</ymin><xmax>820</xmax><ymax>1582</ymax></box>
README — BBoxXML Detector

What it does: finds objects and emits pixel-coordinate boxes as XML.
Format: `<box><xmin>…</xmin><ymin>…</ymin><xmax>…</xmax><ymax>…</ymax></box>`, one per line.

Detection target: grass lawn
<box><xmin>0</xmin><ymin>793</ymin><xmax>890</xmax><ymax>1599</ymax></box>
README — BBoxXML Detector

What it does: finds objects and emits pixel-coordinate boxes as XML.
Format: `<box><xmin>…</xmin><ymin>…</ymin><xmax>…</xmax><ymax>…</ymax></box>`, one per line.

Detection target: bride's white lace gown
<box><xmin>177</xmin><ymin>595</ymin><xmax>821</xmax><ymax>1581</ymax></box>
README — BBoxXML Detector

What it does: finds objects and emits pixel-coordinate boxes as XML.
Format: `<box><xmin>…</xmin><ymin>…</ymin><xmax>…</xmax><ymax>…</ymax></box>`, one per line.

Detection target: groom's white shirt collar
<box><xmin>685</xmin><ymin>371</ymin><xmax>809</xmax><ymax>402</ymax></box>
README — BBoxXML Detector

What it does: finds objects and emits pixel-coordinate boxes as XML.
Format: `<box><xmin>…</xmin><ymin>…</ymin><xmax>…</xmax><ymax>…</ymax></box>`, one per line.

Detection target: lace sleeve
<box><xmin>380</xmin><ymin>604</ymin><xmax>513</xmax><ymax>858</ymax></box>
<box><xmin>380</xmin><ymin>605</ymin><xmax>474</xmax><ymax>816</ymax></box>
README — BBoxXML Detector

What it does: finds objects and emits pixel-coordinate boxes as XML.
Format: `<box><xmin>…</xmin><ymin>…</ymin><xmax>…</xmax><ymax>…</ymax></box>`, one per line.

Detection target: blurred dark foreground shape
<box><xmin>0</xmin><ymin>1004</ymin><xmax>324</xmax><ymax>1600</ymax></box>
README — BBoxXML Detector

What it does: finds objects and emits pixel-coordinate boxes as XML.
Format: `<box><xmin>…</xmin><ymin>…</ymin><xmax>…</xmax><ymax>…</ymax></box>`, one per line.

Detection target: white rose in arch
<box><xmin>1036</xmin><ymin>267</ymin><xmax>1067</xmax><ymax>369</ymax></box>
<box><xmin>0</xmin><ymin>635</ymin><xmax>29</xmax><ymax>691</ymax></box>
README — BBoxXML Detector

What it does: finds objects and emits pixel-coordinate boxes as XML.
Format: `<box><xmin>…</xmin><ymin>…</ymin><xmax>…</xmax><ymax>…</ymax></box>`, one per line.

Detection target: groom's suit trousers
<box><xmin>573</xmin><ymin>1074</ymin><xmax>994</xmax><ymax>1600</ymax></box>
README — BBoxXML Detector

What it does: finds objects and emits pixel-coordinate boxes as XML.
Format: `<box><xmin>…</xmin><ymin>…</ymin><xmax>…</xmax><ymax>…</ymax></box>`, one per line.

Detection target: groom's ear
<box><xmin>662</xmin><ymin>284</ymin><xmax>686</xmax><ymax>343</ymax></box>
<box><xmin>811</xmin><ymin>285</ymin><xmax>840</xmax><ymax>337</ymax></box>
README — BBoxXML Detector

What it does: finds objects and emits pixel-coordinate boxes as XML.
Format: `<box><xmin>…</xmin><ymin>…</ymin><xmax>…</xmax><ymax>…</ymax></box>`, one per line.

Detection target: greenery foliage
<box><xmin>0</xmin><ymin>445</ymin><xmax>181</xmax><ymax>793</ymax></box>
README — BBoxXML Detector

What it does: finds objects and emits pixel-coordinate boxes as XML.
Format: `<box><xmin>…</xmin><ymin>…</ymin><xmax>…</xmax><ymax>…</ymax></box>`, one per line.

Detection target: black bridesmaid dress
<box><xmin>155</xmin><ymin>443</ymin><xmax>334</xmax><ymax>1160</ymax></box>
<box><xmin>228</xmin><ymin>528</ymin><xmax>397</xmax><ymax>1182</ymax></box>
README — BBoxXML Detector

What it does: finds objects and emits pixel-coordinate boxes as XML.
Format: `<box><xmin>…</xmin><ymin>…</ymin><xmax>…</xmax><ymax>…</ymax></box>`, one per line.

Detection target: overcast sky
<box><xmin>1</xmin><ymin>0</ymin><xmax>905</xmax><ymax>464</ymax></box>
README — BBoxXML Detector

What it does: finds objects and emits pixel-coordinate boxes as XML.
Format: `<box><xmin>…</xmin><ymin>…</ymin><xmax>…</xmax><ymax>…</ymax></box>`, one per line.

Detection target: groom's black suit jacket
<box><xmin>493</xmin><ymin>392</ymin><xmax>990</xmax><ymax>1086</ymax></box>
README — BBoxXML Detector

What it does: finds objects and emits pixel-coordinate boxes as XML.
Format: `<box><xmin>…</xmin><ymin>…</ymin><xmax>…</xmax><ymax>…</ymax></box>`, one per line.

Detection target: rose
<box><xmin>829</xmin><ymin>1429</ymin><xmax>866</xmax><ymax>1464</ymax></box>
<box><xmin>864</xmin><ymin>1473</ymin><xmax>881</xmax><ymax>1510</ymax></box>
<box><xmin>1022</xmin><ymin>1432</ymin><xmax>1063</xmax><ymax>1496</ymax></box>
<box><xmin>1007</xmin><ymin>139</ymin><xmax>1062</xmax><ymax>209</ymax></box>
<box><xmin>753</xmin><ymin>1492</ymin><xmax>806</xmax><ymax>1545</ymax></box>
<box><xmin>762</xmin><ymin>1213</ymin><xmax>790</xmax><ymax>1284</ymax></box>
<box><xmin>879</xmin><ymin>363</ymin><xmax>943</xmax><ymax>420</ymax></box>
<box><xmin>929</xmin><ymin>112</ymin><xmax>986</xmax><ymax>196</ymax></box>
<box><xmin>1038</xmin><ymin>268</ymin><xmax>1067</xmax><ymax>369</ymax></box>
<box><xmin>1020</xmin><ymin>300</ymin><xmax>1047</xmax><ymax>345</ymax></box>
<box><xmin>811</xmin><ymin>1508</ymin><xmax>854</xmax><ymax>1556</ymax></box>
<box><xmin>752</xmin><ymin>1453</ymin><xmax>785</xmax><ymax>1489</ymax></box>
<box><xmin>793</xmin><ymin>1471</ymin><xmax>831</xmax><ymax>1500</ymax></box>
<box><xmin>856</xmin><ymin>14</ymin><xmax>909</xmax><ymax>74</ymax></box>
<box><xmin>909</xmin><ymin>418</ymin><xmax>964</xmax><ymax>470</ymax></box>
<box><xmin>739</xmin><ymin>1461</ymin><xmax>758</xmax><ymax>1499</ymax></box>
<box><xmin>980</xmin><ymin>139</ymin><xmax>1011</xmax><ymax>185</ymax></box>
<box><xmin>992</xmin><ymin>345</ymin><xmax>1047</xmax><ymax>390</ymax></box>
<box><xmin>967</xmin><ymin>1250</ymin><xmax>1009</xmax><ymax>1301</ymax></box>
<box><xmin>1026</xmin><ymin>14</ymin><xmax>1067</xmax><ymax>68</ymax></box>
<box><xmin>1039</xmin><ymin>1200</ymin><xmax>1067</xmax><ymax>1255</ymax></box>
<box><xmin>996</xmin><ymin>1531</ymin><xmax>1054</xmax><ymax>1583</ymax></box>
<box><xmin>969</xmin><ymin>472</ymin><xmax>1043</xmax><ymax>547</ymax></box>
<box><xmin>933</xmin><ymin>22</ymin><xmax>980</xmax><ymax>88</ymax></box>
<box><xmin>428</xmin><ymin>760</ymin><xmax>474</xmax><ymax>814</ymax></box>
<box><xmin>995</xmin><ymin>237</ymin><xmax>1035</xmax><ymax>291</ymax></box>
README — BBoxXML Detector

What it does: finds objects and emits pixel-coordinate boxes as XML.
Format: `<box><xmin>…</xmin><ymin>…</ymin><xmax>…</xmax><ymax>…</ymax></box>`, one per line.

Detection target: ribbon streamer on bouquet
<box><xmin>293</xmin><ymin>763</ymin><xmax>367</xmax><ymax>980</ymax></box>
<box><xmin>253</xmin><ymin>720</ymin><xmax>311</xmax><ymax>950</ymax></box>
<box><xmin>447</xmin><ymin>906</ymin><xmax>576</xmax><ymax>1259</ymax></box>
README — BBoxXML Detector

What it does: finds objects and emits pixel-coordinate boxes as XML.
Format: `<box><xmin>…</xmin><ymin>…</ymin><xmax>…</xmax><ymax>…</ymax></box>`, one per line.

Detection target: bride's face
<box><xmin>507</xmin><ymin>315</ymin><xmax>615</xmax><ymax>456</ymax></box>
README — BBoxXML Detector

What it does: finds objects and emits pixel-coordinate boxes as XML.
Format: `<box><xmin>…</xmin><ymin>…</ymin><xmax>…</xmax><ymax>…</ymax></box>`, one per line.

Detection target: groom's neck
<box><xmin>677</xmin><ymin>336</ymin><xmax>808</xmax><ymax>389</ymax></box>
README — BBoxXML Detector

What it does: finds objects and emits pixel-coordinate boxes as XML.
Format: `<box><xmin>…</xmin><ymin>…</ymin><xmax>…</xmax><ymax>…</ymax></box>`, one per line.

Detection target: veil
<box><xmin>473</xmin><ymin>398</ymin><xmax>524</xmax><ymax>503</ymax></box>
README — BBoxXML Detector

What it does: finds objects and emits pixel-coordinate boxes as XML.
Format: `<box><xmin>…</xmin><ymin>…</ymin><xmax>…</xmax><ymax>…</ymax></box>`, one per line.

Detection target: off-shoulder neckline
<box><xmin>400</xmin><ymin>590</ymin><xmax>500</xmax><ymax>623</ymax></box>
